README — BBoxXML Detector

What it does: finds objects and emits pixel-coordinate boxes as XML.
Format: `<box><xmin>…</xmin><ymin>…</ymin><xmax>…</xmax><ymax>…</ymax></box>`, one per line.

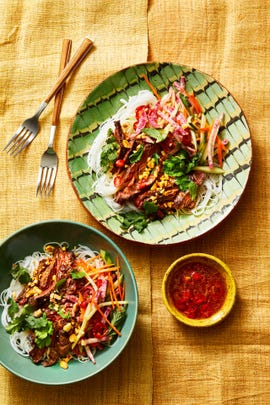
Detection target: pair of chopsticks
<box><xmin>43</xmin><ymin>36</ymin><xmax>94</xmax><ymax>151</ymax></box>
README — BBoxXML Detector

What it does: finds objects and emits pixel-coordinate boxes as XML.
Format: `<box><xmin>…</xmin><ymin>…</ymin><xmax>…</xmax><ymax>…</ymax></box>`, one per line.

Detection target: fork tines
<box><xmin>36</xmin><ymin>163</ymin><xmax>58</xmax><ymax>197</ymax></box>
<box><xmin>3</xmin><ymin>126</ymin><xmax>34</xmax><ymax>156</ymax></box>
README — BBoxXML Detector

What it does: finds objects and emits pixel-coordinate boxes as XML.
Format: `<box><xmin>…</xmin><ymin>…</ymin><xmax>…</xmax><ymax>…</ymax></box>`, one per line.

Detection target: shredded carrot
<box><xmin>108</xmin><ymin>271</ymin><xmax>121</xmax><ymax>310</ymax></box>
<box><xmin>188</xmin><ymin>94</ymin><xmax>202</xmax><ymax>114</ymax></box>
<box><xmin>216</xmin><ymin>136</ymin><xmax>227</xmax><ymax>167</ymax></box>
<box><xmin>94</xmin><ymin>303</ymin><xmax>122</xmax><ymax>336</ymax></box>
<box><xmin>90</xmin><ymin>266</ymin><xmax>120</xmax><ymax>277</ymax></box>
<box><xmin>141</xmin><ymin>73</ymin><xmax>161</xmax><ymax>100</ymax></box>
<box><xmin>88</xmin><ymin>253</ymin><xmax>101</xmax><ymax>262</ymax></box>
<box><xmin>199</xmin><ymin>126</ymin><xmax>211</xmax><ymax>133</ymax></box>
<box><xmin>78</xmin><ymin>291</ymin><xmax>83</xmax><ymax>304</ymax></box>
<box><xmin>182</xmin><ymin>107</ymin><xmax>189</xmax><ymax>120</ymax></box>
<box><xmin>74</xmin><ymin>257</ymin><xmax>94</xmax><ymax>273</ymax></box>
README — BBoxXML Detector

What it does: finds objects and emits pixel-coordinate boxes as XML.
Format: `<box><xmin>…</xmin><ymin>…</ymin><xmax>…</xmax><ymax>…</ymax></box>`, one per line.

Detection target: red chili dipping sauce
<box><xmin>169</xmin><ymin>262</ymin><xmax>227</xmax><ymax>319</ymax></box>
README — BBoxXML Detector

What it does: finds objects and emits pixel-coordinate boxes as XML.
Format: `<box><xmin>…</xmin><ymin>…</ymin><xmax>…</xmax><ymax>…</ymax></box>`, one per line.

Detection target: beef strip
<box><xmin>114</xmin><ymin>144</ymin><xmax>160</xmax><ymax>204</ymax></box>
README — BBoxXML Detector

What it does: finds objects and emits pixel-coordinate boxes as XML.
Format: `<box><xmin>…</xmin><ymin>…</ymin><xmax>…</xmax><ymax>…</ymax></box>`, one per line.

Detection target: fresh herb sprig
<box><xmin>163</xmin><ymin>151</ymin><xmax>200</xmax><ymax>199</ymax></box>
<box><xmin>5</xmin><ymin>302</ymin><xmax>53</xmax><ymax>349</ymax></box>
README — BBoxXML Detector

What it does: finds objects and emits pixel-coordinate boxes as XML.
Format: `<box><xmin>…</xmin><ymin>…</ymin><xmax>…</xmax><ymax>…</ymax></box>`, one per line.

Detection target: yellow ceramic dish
<box><xmin>162</xmin><ymin>253</ymin><xmax>236</xmax><ymax>327</ymax></box>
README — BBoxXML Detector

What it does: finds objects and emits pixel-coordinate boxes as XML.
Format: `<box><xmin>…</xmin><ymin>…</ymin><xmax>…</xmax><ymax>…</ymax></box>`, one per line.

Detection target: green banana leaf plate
<box><xmin>67</xmin><ymin>62</ymin><xmax>252</xmax><ymax>245</ymax></box>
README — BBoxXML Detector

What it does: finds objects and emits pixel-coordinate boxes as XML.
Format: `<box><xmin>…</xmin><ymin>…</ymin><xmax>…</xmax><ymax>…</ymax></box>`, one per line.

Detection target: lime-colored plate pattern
<box><xmin>67</xmin><ymin>63</ymin><xmax>252</xmax><ymax>245</ymax></box>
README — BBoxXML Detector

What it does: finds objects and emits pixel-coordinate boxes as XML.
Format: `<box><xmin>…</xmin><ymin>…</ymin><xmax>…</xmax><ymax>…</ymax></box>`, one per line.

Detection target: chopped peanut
<box><xmin>63</xmin><ymin>323</ymin><xmax>72</xmax><ymax>333</ymax></box>
<box><xmin>59</xmin><ymin>360</ymin><xmax>69</xmax><ymax>370</ymax></box>
<box><xmin>33</xmin><ymin>309</ymin><xmax>42</xmax><ymax>318</ymax></box>
<box><xmin>69</xmin><ymin>334</ymin><xmax>76</xmax><ymax>343</ymax></box>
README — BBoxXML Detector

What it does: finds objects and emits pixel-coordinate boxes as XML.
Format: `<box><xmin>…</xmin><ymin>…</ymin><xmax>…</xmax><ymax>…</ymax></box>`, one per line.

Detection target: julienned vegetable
<box><xmin>88</xmin><ymin>75</ymin><xmax>228</xmax><ymax>232</ymax></box>
<box><xmin>0</xmin><ymin>243</ymin><xmax>127</xmax><ymax>369</ymax></box>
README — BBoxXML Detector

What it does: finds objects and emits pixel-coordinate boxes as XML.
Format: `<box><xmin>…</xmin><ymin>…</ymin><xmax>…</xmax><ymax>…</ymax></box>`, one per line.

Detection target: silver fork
<box><xmin>36</xmin><ymin>39</ymin><xmax>72</xmax><ymax>197</ymax></box>
<box><xmin>3</xmin><ymin>36</ymin><xmax>94</xmax><ymax>156</ymax></box>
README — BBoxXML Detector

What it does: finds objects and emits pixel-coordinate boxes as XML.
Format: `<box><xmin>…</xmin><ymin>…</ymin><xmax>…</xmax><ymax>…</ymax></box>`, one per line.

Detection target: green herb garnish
<box><xmin>118</xmin><ymin>211</ymin><xmax>149</xmax><ymax>233</ymax></box>
<box><xmin>107</xmin><ymin>306</ymin><xmax>127</xmax><ymax>343</ymax></box>
<box><xmin>163</xmin><ymin>151</ymin><xmax>200</xmax><ymax>199</ymax></box>
<box><xmin>6</xmin><ymin>305</ymin><xmax>53</xmax><ymax>349</ymax></box>
<box><xmin>7</xmin><ymin>297</ymin><xmax>19</xmax><ymax>318</ymax></box>
<box><xmin>100</xmin><ymin>131</ymin><xmax>119</xmax><ymax>172</ymax></box>
<box><xmin>10</xmin><ymin>263</ymin><xmax>31</xmax><ymax>284</ymax></box>
<box><xmin>129</xmin><ymin>145</ymin><xmax>144</xmax><ymax>163</ymax></box>
<box><xmin>143</xmin><ymin>201</ymin><xmax>158</xmax><ymax>215</ymax></box>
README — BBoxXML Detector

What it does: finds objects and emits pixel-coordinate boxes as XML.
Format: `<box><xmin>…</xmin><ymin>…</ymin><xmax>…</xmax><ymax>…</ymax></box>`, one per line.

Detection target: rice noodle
<box><xmin>191</xmin><ymin>175</ymin><xmax>223</xmax><ymax>216</ymax></box>
<box><xmin>10</xmin><ymin>331</ymin><xmax>33</xmax><ymax>357</ymax></box>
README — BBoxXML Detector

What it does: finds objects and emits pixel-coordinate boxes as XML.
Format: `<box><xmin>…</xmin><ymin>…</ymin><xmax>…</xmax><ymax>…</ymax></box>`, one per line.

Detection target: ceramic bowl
<box><xmin>162</xmin><ymin>253</ymin><xmax>236</xmax><ymax>327</ymax></box>
<box><xmin>0</xmin><ymin>220</ymin><xmax>138</xmax><ymax>385</ymax></box>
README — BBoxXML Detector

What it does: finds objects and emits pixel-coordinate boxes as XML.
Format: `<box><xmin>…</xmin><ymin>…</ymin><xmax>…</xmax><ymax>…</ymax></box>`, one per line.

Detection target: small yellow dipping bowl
<box><xmin>162</xmin><ymin>253</ymin><xmax>236</xmax><ymax>327</ymax></box>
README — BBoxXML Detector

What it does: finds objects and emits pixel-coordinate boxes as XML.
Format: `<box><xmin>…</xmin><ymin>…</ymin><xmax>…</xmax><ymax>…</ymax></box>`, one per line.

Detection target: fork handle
<box><xmin>51</xmin><ymin>39</ymin><xmax>72</xmax><ymax>126</ymax></box>
<box><xmin>44</xmin><ymin>36</ymin><xmax>94</xmax><ymax>105</ymax></box>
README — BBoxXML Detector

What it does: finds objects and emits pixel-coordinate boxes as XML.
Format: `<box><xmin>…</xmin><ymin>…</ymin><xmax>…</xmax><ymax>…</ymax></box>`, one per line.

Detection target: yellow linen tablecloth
<box><xmin>1</xmin><ymin>0</ymin><xmax>270</xmax><ymax>404</ymax></box>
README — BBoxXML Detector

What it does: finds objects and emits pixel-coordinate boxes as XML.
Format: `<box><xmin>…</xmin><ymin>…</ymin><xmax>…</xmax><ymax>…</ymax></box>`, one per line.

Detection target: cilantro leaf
<box><xmin>7</xmin><ymin>297</ymin><xmax>19</xmax><ymax>319</ymax></box>
<box><xmin>163</xmin><ymin>151</ymin><xmax>190</xmax><ymax>177</ymax></box>
<box><xmin>5</xmin><ymin>305</ymin><xmax>33</xmax><ymax>334</ymax></box>
<box><xmin>6</xmin><ymin>307</ymin><xmax>54</xmax><ymax>349</ymax></box>
<box><xmin>118</xmin><ymin>211</ymin><xmax>148</xmax><ymax>233</ymax></box>
<box><xmin>163</xmin><ymin>151</ymin><xmax>200</xmax><ymax>200</ymax></box>
<box><xmin>188</xmin><ymin>181</ymin><xmax>198</xmax><ymax>200</ymax></box>
<box><xmin>100</xmin><ymin>133</ymin><xmax>119</xmax><ymax>172</ymax></box>
<box><xmin>26</xmin><ymin>313</ymin><xmax>49</xmax><ymax>330</ymax></box>
<box><xmin>143</xmin><ymin>201</ymin><xmax>158</xmax><ymax>215</ymax></box>
<box><xmin>32</xmin><ymin>315</ymin><xmax>53</xmax><ymax>348</ymax></box>
<box><xmin>10</xmin><ymin>263</ymin><xmax>31</xmax><ymax>284</ymax></box>
<box><xmin>175</xmin><ymin>176</ymin><xmax>198</xmax><ymax>199</ymax></box>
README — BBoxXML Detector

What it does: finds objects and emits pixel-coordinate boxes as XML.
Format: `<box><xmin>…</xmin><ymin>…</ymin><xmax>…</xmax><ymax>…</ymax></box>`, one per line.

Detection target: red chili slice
<box><xmin>114</xmin><ymin>176</ymin><xmax>122</xmax><ymax>188</ymax></box>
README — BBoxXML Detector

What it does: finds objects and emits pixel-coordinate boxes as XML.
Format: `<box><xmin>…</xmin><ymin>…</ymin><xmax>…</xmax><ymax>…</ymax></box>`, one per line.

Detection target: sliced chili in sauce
<box><xmin>169</xmin><ymin>262</ymin><xmax>227</xmax><ymax>319</ymax></box>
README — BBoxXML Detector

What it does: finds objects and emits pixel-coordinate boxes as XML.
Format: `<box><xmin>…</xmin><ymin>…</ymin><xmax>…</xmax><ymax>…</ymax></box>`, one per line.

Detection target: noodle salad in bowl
<box><xmin>88</xmin><ymin>75</ymin><xmax>227</xmax><ymax>233</ymax></box>
<box><xmin>1</xmin><ymin>243</ymin><xmax>127</xmax><ymax>368</ymax></box>
<box><xmin>0</xmin><ymin>221</ymin><xmax>138</xmax><ymax>384</ymax></box>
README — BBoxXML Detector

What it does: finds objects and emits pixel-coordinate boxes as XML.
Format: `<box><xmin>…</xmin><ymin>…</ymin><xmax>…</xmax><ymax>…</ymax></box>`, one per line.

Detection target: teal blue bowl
<box><xmin>0</xmin><ymin>220</ymin><xmax>138</xmax><ymax>385</ymax></box>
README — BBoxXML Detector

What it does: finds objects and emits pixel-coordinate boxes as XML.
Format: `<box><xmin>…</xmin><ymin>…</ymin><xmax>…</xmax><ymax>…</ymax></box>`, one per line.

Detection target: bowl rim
<box><xmin>0</xmin><ymin>219</ymin><xmax>139</xmax><ymax>384</ymax></box>
<box><xmin>162</xmin><ymin>253</ymin><xmax>236</xmax><ymax>327</ymax></box>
